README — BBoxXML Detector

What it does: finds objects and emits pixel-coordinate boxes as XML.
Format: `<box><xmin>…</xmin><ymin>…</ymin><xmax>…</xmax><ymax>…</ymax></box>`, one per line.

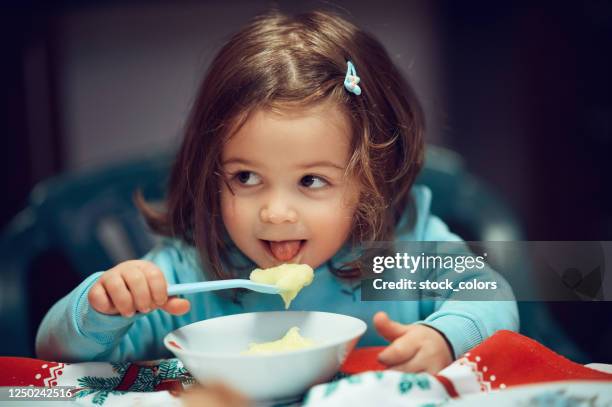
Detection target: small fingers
<box><xmin>388</xmin><ymin>353</ymin><xmax>428</xmax><ymax>373</ymax></box>
<box><xmin>390</xmin><ymin>344</ymin><xmax>451</xmax><ymax>374</ymax></box>
<box><xmin>102</xmin><ymin>275</ymin><xmax>135</xmax><ymax>317</ymax></box>
<box><xmin>373</xmin><ymin>311</ymin><xmax>411</xmax><ymax>342</ymax></box>
<box><xmin>95</xmin><ymin>260</ymin><xmax>178</xmax><ymax>318</ymax></box>
<box><xmin>378</xmin><ymin>333</ymin><xmax>420</xmax><ymax>366</ymax></box>
<box><xmin>122</xmin><ymin>268</ymin><xmax>153</xmax><ymax>313</ymax></box>
<box><xmin>88</xmin><ymin>282</ymin><xmax>117</xmax><ymax>315</ymax></box>
<box><xmin>161</xmin><ymin>297</ymin><xmax>191</xmax><ymax>315</ymax></box>
<box><xmin>142</xmin><ymin>263</ymin><xmax>168</xmax><ymax>307</ymax></box>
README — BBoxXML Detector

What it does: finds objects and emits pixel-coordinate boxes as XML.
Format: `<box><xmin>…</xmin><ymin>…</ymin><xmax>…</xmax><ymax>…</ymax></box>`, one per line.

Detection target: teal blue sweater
<box><xmin>36</xmin><ymin>185</ymin><xmax>519</xmax><ymax>362</ymax></box>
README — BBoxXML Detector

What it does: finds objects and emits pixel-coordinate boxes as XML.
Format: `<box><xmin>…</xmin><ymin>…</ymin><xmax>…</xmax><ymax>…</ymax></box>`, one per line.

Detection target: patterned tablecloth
<box><xmin>1</xmin><ymin>330</ymin><xmax>611</xmax><ymax>406</ymax></box>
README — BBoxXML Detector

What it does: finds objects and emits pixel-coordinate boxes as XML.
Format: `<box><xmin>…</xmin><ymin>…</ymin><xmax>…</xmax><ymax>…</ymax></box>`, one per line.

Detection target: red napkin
<box><xmin>0</xmin><ymin>357</ymin><xmax>65</xmax><ymax>387</ymax></box>
<box><xmin>340</xmin><ymin>330</ymin><xmax>612</xmax><ymax>395</ymax></box>
<box><xmin>341</xmin><ymin>346</ymin><xmax>387</xmax><ymax>374</ymax></box>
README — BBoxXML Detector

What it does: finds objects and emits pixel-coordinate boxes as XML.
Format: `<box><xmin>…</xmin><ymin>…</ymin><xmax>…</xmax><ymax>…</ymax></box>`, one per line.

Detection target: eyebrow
<box><xmin>222</xmin><ymin>158</ymin><xmax>257</xmax><ymax>167</ymax></box>
<box><xmin>222</xmin><ymin>158</ymin><xmax>345</xmax><ymax>170</ymax></box>
<box><xmin>297</xmin><ymin>161</ymin><xmax>345</xmax><ymax>170</ymax></box>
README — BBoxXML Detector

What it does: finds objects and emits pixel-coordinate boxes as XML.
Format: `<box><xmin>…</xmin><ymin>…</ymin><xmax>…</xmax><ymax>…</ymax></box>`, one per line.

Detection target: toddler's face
<box><xmin>220</xmin><ymin>102</ymin><xmax>359</xmax><ymax>270</ymax></box>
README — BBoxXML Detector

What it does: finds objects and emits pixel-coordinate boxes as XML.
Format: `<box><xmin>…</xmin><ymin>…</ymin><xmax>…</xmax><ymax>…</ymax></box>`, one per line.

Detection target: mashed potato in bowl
<box><xmin>243</xmin><ymin>327</ymin><xmax>315</xmax><ymax>355</ymax></box>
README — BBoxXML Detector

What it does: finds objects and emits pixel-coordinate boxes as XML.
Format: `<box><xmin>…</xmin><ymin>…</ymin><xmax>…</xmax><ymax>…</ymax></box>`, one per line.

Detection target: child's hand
<box><xmin>373</xmin><ymin>311</ymin><xmax>452</xmax><ymax>374</ymax></box>
<box><xmin>88</xmin><ymin>260</ymin><xmax>191</xmax><ymax>317</ymax></box>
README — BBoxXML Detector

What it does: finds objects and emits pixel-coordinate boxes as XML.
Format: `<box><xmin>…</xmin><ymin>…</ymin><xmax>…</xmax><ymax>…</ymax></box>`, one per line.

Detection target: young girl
<box><xmin>36</xmin><ymin>10</ymin><xmax>518</xmax><ymax>374</ymax></box>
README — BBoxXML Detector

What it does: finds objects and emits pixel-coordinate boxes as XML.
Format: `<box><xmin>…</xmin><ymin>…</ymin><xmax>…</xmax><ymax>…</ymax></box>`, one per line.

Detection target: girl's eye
<box><xmin>300</xmin><ymin>175</ymin><xmax>328</xmax><ymax>189</ymax></box>
<box><xmin>234</xmin><ymin>171</ymin><xmax>262</xmax><ymax>186</ymax></box>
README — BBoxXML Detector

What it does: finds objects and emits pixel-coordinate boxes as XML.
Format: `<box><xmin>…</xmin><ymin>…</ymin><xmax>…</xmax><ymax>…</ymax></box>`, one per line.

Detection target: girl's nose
<box><xmin>259</xmin><ymin>197</ymin><xmax>298</xmax><ymax>224</ymax></box>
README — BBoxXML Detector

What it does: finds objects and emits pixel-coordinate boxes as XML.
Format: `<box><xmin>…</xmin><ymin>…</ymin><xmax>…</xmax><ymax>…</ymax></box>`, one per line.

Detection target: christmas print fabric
<box><xmin>1</xmin><ymin>330</ymin><xmax>611</xmax><ymax>406</ymax></box>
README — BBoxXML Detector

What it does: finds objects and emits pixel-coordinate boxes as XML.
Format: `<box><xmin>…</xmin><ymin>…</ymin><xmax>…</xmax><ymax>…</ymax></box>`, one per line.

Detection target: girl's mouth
<box><xmin>261</xmin><ymin>239</ymin><xmax>306</xmax><ymax>262</ymax></box>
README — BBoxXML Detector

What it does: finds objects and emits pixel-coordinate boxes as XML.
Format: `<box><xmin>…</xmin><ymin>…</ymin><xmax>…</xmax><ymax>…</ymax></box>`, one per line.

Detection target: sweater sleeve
<box><xmin>35</xmin><ymin>241</ymin><xmax>196</xmax><ymax>362</ymax></box>
<box><xmin>403</xmin><ymin>186</ymin><xmax>520</xmax><ymax>358</ymax></box>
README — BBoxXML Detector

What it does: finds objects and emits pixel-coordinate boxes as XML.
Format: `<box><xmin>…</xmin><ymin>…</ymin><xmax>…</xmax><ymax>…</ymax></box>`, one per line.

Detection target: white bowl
<box><xmin>163</xmin><ymin>311</ymin><xmax>367</xmax><ymax>401</ymax></box>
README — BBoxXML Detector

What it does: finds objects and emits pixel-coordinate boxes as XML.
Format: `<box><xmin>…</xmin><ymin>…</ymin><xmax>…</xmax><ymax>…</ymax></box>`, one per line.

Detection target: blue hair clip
<box><xmin>344</xmin><ymin>61</ymin><xmax>361</xmax><ymax>96</ymax></box>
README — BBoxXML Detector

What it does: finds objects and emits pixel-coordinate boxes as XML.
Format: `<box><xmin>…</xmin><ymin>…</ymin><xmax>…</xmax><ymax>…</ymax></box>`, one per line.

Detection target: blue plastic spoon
<box><xmin>167</xmin><ymin>279</ymin><xmax>281</xmax><ymax>296</ymax></box>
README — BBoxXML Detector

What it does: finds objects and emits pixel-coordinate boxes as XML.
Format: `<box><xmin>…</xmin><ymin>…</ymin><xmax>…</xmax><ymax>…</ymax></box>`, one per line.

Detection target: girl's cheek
<box><xmin>335</xmin><ymin>177</ymin><xmax>360</xmax><ymax>208</ymax></box>
<box><xmin>222</xmin><ymin>194</ymin><xmax>254</xmax><ymax>223</ymax></box>
<box><xmin>221</xmin><ymin>197</ymin><xmax>247</xmax><ymax>237</ymax></box>
<box><xmin>308</xmin><ymin>200</ymin><xmax>353</xmax><ymax>227</ymax></box>
<box><xmin>220</xmin><ymin>190</ymin><xmax>239</xmax><ymax>220</ymax></box>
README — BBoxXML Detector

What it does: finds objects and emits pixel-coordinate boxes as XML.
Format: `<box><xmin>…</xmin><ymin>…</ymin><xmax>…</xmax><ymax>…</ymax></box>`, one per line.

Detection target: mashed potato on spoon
<box><xmin>249</xmin><ymin>263</ymin><xmax>314</xmax><ymax>308</ymax></box>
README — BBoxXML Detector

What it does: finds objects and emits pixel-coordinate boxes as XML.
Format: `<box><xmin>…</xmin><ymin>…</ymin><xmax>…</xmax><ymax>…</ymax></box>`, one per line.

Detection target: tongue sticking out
<box><xmin>269</xmin><ymin>240</ymin><xmax>302</xmax><ymax>261</ymax></box>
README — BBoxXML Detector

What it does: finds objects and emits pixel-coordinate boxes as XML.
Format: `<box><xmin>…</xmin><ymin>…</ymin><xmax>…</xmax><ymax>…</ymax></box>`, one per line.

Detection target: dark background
<box><xmin>1</xmin><ymin>1</ymin><xmax>610</xmax><ymax>360</ymax></box>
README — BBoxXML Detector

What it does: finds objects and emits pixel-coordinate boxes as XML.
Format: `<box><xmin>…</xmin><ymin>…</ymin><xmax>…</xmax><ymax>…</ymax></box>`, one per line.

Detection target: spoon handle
<box><xmin>167</xmin><ymin>279</ymin><xmax>280</xmax><ymax>296</ymax></box>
